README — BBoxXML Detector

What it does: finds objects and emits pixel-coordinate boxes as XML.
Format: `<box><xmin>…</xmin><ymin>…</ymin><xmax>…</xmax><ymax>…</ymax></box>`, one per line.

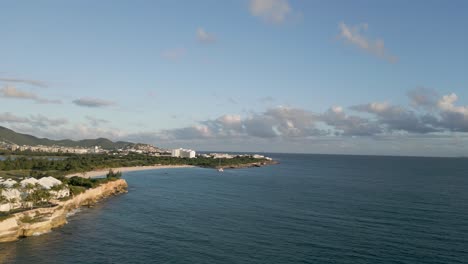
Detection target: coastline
<box><xmin>1</xmin><ymin>160</ymin><xmax>277</xmax><ymax>243</ymax></box>
<box><xmin>0</xmin><ymin>179</ymin><xmax>128</xmax><ymax>243</ymax></box>
<box><xmin>65</xmin><ymin>165</ymin><xmax>196</xmax><ymax>178</ymax></box>
<box><xmin>65</xmin><ymin>160</ymin><xmax>278</xmax><ymax>178</ymax></box>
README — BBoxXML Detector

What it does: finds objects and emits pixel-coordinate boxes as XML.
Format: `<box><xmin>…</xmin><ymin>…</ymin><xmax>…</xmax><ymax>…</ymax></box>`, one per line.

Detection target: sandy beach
<box><xmin>65</xmin><ymin>165</ymin><xmax>195</xmax><ymax>178</ymax></box>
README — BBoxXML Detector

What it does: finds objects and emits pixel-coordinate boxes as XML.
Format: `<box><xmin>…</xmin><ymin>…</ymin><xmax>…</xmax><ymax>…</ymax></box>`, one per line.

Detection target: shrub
<box><xmin>68</xmin><ymin>176</ymin><xmax>95</xmax><ymax>188</ymax></box>
<box><xmin>106</xmin><ymin>169</ymin><xmax>122</xmax><ymax>179</ymax></box>
<box><xmin>69</xmin><ymin>186</ymin><xmax>86</xmax><ymax>196</ymax></box>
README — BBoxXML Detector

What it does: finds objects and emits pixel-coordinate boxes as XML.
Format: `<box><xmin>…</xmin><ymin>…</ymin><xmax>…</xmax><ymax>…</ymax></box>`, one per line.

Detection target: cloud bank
<box><xmin>0</xmin><ymin>112</ymin><xmax>68</xmax><ymax>128</ymax></box>
<box><xmin>149</xmin><ymin>89</ymin><xmax>468</xmax><ymax>142</ymax></box>
<box><xmin>3</xmin><ymin>89</ymin><xmax>468</xmax><ymax>156</ymax></box>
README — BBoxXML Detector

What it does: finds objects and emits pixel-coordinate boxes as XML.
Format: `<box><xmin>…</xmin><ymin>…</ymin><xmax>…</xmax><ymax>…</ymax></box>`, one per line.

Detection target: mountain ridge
<box><xmin>0</xmin><ymin>126</ymin><xmax>135</xmax><ymax>149</ymax></box>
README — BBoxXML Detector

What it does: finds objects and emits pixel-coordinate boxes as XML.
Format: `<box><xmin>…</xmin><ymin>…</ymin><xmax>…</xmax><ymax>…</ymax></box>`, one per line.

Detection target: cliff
<box><xmin>0</xmin><ymin>179</ymin><xmax>127</xmax><ymax>243</ymax></box>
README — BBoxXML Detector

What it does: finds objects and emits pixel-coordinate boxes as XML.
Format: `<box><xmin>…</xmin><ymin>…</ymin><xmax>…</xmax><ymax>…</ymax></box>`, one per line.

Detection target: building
<box><xmin>171</xmin><ymin>148</ymin><xmax>196</xmax><ymax>158</ymax></box>
<box><xmin>171</xmin><ymin>148</ymin><xmax>181</xmax><ymax>157</ymax></box>
<box><xmin>180</xmin><ymin>149</ymin><xmax>196</xmax><ymax>158</ymax></box>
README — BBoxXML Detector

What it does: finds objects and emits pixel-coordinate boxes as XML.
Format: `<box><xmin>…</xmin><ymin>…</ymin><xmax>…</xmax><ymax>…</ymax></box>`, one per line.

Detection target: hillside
<box><xmin>0</xmin><ymin>126</ymin><xmax>135</xmax><ymax>149</ymax></box>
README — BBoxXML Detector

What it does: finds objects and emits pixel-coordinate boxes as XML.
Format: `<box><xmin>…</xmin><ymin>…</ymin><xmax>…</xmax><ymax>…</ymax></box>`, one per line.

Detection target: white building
<box><xmin>211</xmin><ymin>153</ymin><xmax>235</xmax><ymax>159</ymax></box>
<box><xmin>180</xmin><ymin>149</ymin><xmax>196</xmax><ymax>158</ymax></box>
<box><xmin>171</xmin><ymin>148</ymin><xmax>181</xmax><ymax>157</ymax></box>
<box><xmin>171</xmin><ymin>148</ymin><xmax>196</xmax><ymax>158</ymax></box>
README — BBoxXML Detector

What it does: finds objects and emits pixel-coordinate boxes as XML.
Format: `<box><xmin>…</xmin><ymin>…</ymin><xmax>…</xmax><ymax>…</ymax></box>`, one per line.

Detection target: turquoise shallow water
<box><xmin>1</xmin><ymin>154</ymin><xmax>468</xmax><ymax>263</ymax></box>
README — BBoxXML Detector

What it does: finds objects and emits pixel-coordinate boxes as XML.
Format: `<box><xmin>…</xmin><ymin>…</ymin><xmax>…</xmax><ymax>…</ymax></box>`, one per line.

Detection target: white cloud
<box><xmin>0</xmin><ymin>85</ymin><xmax>61</xmax><ymax>104</ymax></box>
<box><xmin>5</xmin><ymin>89</ymin><xmax>468</xmax><ymax>156</ymax></box>
<box><xmin>437</xmin><ymin>93</ymin><xmax>468</xmax><ymax>116</ymax></box>
<box><xmin>196</xmin><ymin>28</ymin><xmax>216</xmax><ymax>43</ymax></box>
<box><xmin>0</xmin><ymin>112</ymin><xmax>30</xmax><ymax>124</ymax></box>
<box><xmin>156</xmin><ymin>90</ymin><xmax>468</xmax><ymax>141</ymax></box>
<box><xmin>351</xmin><ymin>102</ymin><xmax>439</xmax><ymax>133</ymax></box>
<box><xmin>158</xmin><ymin>106</ymin><xmax>322</xmax><ymax>140</ymax></box>
<box><xmin>29</xmin><ymin>115</ymin><xmax>68</xmax><ymax>127</ymax></box>
<box><xmin>338</xmin><ymin>22</ymin><xmax>398</xmax><ymax>63</ymax></box>
<box><xmin>1</xmin><ymin>85</ymin><xmax>36</xmax><ymax>99</ymax></box>
<box><xmin>85</xmin><ymin>115</ymin><xmax>110</xmax><ymax>126</ymax></box>
<box><xmin>321</xmin><ymin>106</ymin><xmax>382</xmax><ymax>136</ymax></box>
<box><xmin>433</xmin><ymin>93</ymin><xmax>468</xmax><ymax>132</ymax></box>
<box><xmin>0</xmin><ymin>112</ymin><xmax>68</xmax><ymax>128</ymax></box>
<box><xmin>407</xmin><ymin>87</ymin><xmax>439</xmax><ymax>109</ymax></box>
<box><xmin>0</xmin><ymin>77</ymin><xmax>48</xmax><ymax>88</ymax></box>
<box><xmin>72</xmin><ymin>97</ymin><xmax>115</xmax><ymax>108</ymax></box>
<box><xmin>249</xmin><ymin>0</ymin><xmax>292</xmax><ymax>24</ymax></box>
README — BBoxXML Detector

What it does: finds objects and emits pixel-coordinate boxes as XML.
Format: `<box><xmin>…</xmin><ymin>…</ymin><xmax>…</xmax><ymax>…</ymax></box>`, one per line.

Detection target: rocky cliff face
<box><xmin>0</xmin><ymin>179</ymin><xmax>128</xmax><ymax>243</ymax></box>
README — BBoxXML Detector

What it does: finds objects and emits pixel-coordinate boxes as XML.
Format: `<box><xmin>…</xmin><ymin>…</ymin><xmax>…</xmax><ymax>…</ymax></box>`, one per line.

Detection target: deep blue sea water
<box><xmin>1</xmin><ymin>154</ymin><xmax>468</xmax><ymax>263</ymax></box>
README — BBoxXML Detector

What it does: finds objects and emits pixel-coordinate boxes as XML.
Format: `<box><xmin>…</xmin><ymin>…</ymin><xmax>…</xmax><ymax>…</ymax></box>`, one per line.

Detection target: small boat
<box><xmin>217</xmin><ymin>158</ymin><xmax>223</xmax><ymax>172</ymax></box>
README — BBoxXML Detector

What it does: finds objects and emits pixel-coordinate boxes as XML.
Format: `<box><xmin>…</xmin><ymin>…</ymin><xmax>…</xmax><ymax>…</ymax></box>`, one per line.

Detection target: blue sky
<box><xmin>1</xmin><ymin>0</ymin><xmax>468</xmax><ymax>156</ymax></box>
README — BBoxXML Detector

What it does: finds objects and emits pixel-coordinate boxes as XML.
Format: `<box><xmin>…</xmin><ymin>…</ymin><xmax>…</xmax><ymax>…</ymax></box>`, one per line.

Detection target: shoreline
<box><xmin>65</xmin><ymin>160</ymin><xmax>278</xmax><ymax>178</ymax></box>
<box><xmin>0</xmin><ymin>179</ymin><xmax>128</xmax><ymax>243</ymax></box>
<box><xmin>65</xmin><ymin>165</ymin><xmax>195</xmax><ymax>178</ymax></box>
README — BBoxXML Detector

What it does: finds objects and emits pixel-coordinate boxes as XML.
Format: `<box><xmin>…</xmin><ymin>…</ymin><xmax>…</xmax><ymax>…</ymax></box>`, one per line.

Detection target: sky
<box><xmin>1</xmin><ymin>0</ymin><xmax>468</xmax><ymax>156</ymax></box>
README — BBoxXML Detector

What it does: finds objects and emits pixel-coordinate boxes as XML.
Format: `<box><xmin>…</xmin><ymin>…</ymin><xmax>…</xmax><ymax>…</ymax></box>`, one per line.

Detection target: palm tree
<box><xmin>23</xmin><ymin>193</ymin><xmax>34</xmax><ymax>209</ymax></box>
<box><xmin>33</xmin><ymin>189</ymin><xmax>51</xmax><ymax>207</ymax></box>
<box><xmin>22</xmin><ymin>183</ymin><xmax>36</xmax><ymax>209</ymax></box>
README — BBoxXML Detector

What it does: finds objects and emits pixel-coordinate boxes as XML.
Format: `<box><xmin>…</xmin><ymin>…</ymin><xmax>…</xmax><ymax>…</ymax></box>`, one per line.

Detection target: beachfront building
<box><xmin>171</xmin><ymin>148</ymin><xmax>181</xmax><ymax>157</ymax></box>
<box><xmin>211</xmin><ymin>153</ymin><xmax>235</xmax><ymax>159</ymax></box>
<box><xmin>180</xmin><ymin>149</ymin><xmax>196</xmax><ymax>158</ymax></box>
<box><xmin>171</xmin><ymin>148</ymin><xmax>196</xmax><ymax>158</ymax></box>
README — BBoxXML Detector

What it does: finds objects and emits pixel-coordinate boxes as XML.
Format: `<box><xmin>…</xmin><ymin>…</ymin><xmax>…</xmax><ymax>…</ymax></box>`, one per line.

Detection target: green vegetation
<box><xmin>19</xmin><ymin>215</ymin><xmax>47</xmax><ymax>224</ymax></box>
<box><xmin>68</xmin><ymin>186</ymin><xmax>86</xmax><ymax>196</ymax></box>
<box><xmin>0</xmin><ymin>153</ymin><xmax>268</xmax><ymax>180</ymax></box>
<box><xmin>106</xmin><ymin>169</ymin><xmax>122</xmax><ymax>179</ymax></box>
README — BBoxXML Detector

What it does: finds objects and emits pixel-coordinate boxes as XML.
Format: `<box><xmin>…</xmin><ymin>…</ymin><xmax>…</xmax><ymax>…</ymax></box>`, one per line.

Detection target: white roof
<box><xmin>20</xmin><ymin>178</ymin><xmax>39</xmax><ymax>187</ymax></box>
<box><xmin>1</xmin><ymin>188</ymin><xmax>21</xmax><ymax>200</ymax></box>
<box><xmin>38</xmin><ymin>176</ymin><xmax>62</xmax><ymax>189</ymax></box>
<box><xmin>0</xmin><ymin>179</ymin><xmax>18</xmax><ymax>188</ymax></box>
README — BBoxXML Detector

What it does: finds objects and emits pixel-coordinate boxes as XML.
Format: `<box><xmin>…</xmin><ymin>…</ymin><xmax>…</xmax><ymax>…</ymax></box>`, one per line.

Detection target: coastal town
<box><xmin>0</xmin><ymin>140</ymin><xmax>273</xmax><ymax>161</ymax></box>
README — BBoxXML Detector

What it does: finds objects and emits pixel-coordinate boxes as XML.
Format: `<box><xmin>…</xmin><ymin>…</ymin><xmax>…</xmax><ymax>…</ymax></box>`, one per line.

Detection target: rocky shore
<box><xmin>0</xmin><ymin>179</ymin><xmax>127</xmax><ymax>243</ymax></box>
<box><xmin>216</xmin><ymin>160</ymin><xmax>279</xmax><ymax>170</ymax></box>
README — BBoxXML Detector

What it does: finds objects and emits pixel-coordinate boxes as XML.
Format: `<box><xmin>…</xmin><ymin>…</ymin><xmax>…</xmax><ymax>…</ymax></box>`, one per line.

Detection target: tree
<box><xmin>32</xmin><ymin>189</ymin><xmax>51</xmax><ymax>206</ymax></box>
<box><xmin>106</xmin><ymin>169</ymin><xmax>122</xmax><ymax>179</ymax></box>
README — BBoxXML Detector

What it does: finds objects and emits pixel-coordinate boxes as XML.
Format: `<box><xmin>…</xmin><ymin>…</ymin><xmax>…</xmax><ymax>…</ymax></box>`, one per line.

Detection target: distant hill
<box><xmin>0</xmin><ymin>126</ymin><xmax>135</xmax><ymax>149</ymax></box>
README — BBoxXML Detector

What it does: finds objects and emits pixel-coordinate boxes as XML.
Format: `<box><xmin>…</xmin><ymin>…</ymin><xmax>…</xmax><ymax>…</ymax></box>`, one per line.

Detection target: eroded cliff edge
<box><xmin>0</xmin><ymin>179</ymin><xmax>127</xmax><ymax>243</ymax></box>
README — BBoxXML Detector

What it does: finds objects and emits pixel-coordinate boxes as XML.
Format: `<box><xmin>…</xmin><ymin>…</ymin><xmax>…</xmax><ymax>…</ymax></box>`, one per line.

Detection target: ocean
<box><xmin>1</xmin><ymin>154</ymin><xmax>468</xmax><ymax>263</ymax></box>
